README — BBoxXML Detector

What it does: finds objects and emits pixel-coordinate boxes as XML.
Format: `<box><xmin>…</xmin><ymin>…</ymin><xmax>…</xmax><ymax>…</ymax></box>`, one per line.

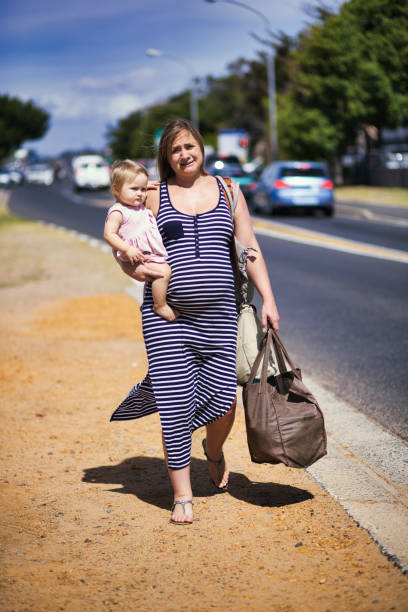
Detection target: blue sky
<box><xmin>2</xmin><ymin>0</ymin><xmax>321</xmax><ymax>156</ymax></box>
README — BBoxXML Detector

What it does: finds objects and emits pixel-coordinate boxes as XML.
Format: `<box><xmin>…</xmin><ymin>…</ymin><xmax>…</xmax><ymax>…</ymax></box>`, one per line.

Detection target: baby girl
<box><xmin>104</xmin><ymin>159</ymin><xmax>178</xmax><ymax>321</ymax></box>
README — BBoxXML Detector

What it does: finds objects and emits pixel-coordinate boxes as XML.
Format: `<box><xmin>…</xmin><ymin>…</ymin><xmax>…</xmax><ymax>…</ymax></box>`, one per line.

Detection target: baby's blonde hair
<box><xmin>110</xmin><ymin>159</ymin><xmax>149</xmax><ymax>200</ymax></box>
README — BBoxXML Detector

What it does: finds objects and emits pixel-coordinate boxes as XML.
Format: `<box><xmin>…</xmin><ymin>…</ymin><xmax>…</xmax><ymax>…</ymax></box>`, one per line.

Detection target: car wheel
<box><xmin>324</xmin><ymin>206</ymin><xmax>334</xmax><ymax>217</ymax></box>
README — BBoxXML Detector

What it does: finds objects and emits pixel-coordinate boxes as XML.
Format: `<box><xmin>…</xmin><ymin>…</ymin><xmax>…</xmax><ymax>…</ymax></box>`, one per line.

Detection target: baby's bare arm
<box><xmin>104</xmin><ymin>211</ymin><xmax>127</xmax><ymax>251</ymax></box>
<box><xmin>104</xmin><ymin>211</ymin><xmax>147</xmax><ymax>265</ymax></box>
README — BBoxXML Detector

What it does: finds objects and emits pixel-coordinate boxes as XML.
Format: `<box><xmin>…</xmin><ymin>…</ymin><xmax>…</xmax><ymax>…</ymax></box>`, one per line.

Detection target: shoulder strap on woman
<box><xmin>216</xmin><ymin>175</ymin><xmax>239</xmax><ymax>220</ymax></box>
<box><xmin>215</xmin><ymin>175</ymin><xmax>241</xmax><ymax>307</ymax></box>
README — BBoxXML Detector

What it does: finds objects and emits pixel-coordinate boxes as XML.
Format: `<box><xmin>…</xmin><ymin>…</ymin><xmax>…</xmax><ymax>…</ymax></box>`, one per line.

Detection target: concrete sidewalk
<box><xmin>1</xmin><ymin>202</ymin><xmax>407</xmax><ymax>611</ymax></box>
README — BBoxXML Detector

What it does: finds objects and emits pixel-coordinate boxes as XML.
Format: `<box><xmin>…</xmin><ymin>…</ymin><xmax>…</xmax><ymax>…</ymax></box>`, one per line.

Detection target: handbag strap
<box><xmin>247</xmin><ymin>328</ymin><xmax>301</xmax><ymax>389</ymax></box>
<box><xmin>272</xmin><ymin>335</ymin><xmax>287</xmax><ymax>374</ymax></box>
<box><xmin>271</xmin><ymin>330</ymin><xmax>299</xmax><ymax>376</ymax></box>
<box><xmin>260</xmin><ymin>329</ymin><xmax>273</xmax><ymax>393</ymax></box>
<box><xmin>216</xmin><ymin>175</ymin><xmax>241</xmax><ymax>306</ymax></box>
<box><xmin>247</xmin><ymin>329</ymin><xmax>271</xmax><ymax>388</ymax></box>
<box><xmin>216</xmin><ymin>175</ymin><xmax>239</xmax><ymax>217</ymax></box>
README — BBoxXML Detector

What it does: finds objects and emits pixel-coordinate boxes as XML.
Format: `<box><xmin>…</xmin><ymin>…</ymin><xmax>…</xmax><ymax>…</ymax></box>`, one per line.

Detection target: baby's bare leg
<box><xmin>130</xmin><ymin>262</ymin><xmax>164</xmax><ymax>282</ymax></box>
<box><xmin>147</xmin><ymin>263</ymin><xmax>179</xmax><ymax>322</ymax></box>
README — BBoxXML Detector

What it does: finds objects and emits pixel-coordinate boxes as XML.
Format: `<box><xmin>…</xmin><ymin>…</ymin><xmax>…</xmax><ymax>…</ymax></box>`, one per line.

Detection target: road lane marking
<box><xmin>252</xmin><ymin>219</ymin><xmax>408</xmax><ymax>264</ymax></box>
<box><xmin>335</xmin><ymin>195</ymin><xmax>408</xmax><ymax>209</ymax></box>
<box><xmin>336</xmin><ymin>204</ymin><xmax>408</xmax><ymax>227</ymax></box>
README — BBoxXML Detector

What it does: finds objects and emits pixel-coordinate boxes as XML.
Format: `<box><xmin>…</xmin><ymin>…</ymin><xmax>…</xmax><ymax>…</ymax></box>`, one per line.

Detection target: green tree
<box><xmin>107</xmin><ymin>0</ymin><xmax>408</xmax><ymax>177</ymax></box>
<box><xmin>278</xmin><ymin>94</ymin><xmax>338</xmax><ymax>160</ymax></box>
<box><xmin>107</xmin><ymin>92</ymin><xmax>190</xmax><ymax>159</ymax></box>
<box><xmin>288</xmin><ymin>0</ymin><xmax>408</xmax><ymax>180</ymax></box>
<box><xmin>0</xmin><ymin>95</ymin><xmax>49</xmax><ymax>161</ymax></box>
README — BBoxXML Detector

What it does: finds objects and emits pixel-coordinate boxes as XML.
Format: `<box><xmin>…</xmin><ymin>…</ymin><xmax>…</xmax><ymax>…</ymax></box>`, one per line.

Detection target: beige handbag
<box><xmin>237</xmin><ymin>303</ymin><xmax>277</xmax><ymax>384</ymax></box>
<box><xmin>217</xmin><ymin>175</ymin><xmax>277</xmax><ymax>386</ymax></box>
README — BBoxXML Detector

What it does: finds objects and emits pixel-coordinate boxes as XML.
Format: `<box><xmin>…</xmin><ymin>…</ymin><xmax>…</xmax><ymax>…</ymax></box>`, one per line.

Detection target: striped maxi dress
<box><xmin>110</xmin><ymin>179</ymin><xmax>238</xmax><ymax>470</ymax></box>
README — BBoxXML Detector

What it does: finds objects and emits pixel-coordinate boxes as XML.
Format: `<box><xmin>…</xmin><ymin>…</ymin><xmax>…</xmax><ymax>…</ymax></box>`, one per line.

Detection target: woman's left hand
<box><xmin>147</xmin><ymin>181</ymin><xmax>160</xmax><ymax>191</ymax></box>
<box><xmin>261</xmin><ymin>301</ymin><xmax>280</xmax><ymax>332</ymax></box>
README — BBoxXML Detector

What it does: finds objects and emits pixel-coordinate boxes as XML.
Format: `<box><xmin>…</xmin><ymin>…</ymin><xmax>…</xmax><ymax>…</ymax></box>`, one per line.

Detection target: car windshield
<box><xmin>210</xmin><ymin>162</ymin><xmax>247</xmax><ymax>177</ymax></box>
<box><xmin>280</xmin><ymin>167</ymin><xmax>325</xmax><ymax>178</ymax></box>
<box><xmin>80</xmin><ymin>162</ymin><xmax>106</xmax><ymax>169</ymax></box>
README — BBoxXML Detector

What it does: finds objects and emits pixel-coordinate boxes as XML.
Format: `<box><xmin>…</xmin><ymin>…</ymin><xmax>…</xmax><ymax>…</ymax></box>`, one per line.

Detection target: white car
<box><xmin>0</xmin><ymin>167</ymin><xmax>24</xmax><ymax>186</ymax></box>
<box><xmin>72</xmin><ymin>155</ymin><xmax>110</xmax><ymax>190</ymax></box>
<box><xmin>25</xmin><ymin>164</ymin><xmax>54</xmax><ymax>186</ymax></box>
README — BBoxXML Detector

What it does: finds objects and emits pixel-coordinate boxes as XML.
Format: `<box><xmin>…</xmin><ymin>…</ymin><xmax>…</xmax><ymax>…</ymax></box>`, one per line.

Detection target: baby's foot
<box><xmin>154</xmin><ymin>304</ymin><xmax>180</xmax><ymax>321</ymax></box>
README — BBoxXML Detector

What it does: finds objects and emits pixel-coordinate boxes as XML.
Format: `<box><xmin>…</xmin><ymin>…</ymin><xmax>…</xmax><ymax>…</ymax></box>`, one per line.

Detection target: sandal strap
<box><xmin>171</xmin><ymin>499</ymin><xmax>194</xmax><ymax>517</ymax></box>
<box><xmin>202</xmin><ymin>439</ymin><xmax>224</xmax><ymax>465</ymax></box>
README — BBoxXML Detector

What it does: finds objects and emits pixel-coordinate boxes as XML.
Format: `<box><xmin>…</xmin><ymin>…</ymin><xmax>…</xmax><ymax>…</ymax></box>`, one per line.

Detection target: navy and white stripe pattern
<box><xmin>111</xmin><ymin>179</ymin><xmax>237</xmax><ymax>469</ymax></box>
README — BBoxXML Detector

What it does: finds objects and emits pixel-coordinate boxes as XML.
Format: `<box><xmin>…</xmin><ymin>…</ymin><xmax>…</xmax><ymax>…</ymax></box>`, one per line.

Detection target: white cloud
<box><xmin>34</xmin><ymin>85</ymin><xmax>143</xmax><ymax>122</ymax></box>
<box><xmin>107</xmin><ymin>94</ymin><xmax>143</xmax><ymax>119</ymax></box>
<box><xmin>35</xmin><ymin>93</ymin><xmax>87</xmax><ymax>119</ymax></box>
<box><xmin>78</xmin><ymin>67</ymin><xmax>156</xmax><ymax>94</ymax></box>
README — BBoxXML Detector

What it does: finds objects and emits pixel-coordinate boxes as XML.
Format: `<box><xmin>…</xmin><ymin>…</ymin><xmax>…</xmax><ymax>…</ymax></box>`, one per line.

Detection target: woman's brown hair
<box><xmin>157</xmin><ymin>119</ymin><xmax>206</xmax><ymax>180</ymax></box>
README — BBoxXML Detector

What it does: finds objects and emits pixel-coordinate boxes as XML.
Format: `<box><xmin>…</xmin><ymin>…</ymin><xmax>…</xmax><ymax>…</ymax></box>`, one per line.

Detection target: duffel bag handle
<box><xmin>247</xmin><ymin>328</ymin><xmax>301</xmax><ymax>392</ymax></box>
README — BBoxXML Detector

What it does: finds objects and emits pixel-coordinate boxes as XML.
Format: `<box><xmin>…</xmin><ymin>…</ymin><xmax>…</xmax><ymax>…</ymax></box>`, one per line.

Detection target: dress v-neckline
<box><xmin>164</xmin><ymin>179</ymin><xmax>222</xmax><ymax>218</ymax></box>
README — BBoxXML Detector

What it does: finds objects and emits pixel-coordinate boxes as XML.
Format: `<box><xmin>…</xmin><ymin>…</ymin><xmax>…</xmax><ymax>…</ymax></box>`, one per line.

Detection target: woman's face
<box><xmin>168</xmin><ymin>129</ymin><xmax>204</xmax><ymax>178</ymax></box>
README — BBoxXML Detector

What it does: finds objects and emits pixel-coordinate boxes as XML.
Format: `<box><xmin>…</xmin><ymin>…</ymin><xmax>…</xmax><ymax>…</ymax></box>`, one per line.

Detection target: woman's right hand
<box><xmin>112</xmin><ymin>249</ymin><xmax>161</xmax><ymax>282</ymax></box>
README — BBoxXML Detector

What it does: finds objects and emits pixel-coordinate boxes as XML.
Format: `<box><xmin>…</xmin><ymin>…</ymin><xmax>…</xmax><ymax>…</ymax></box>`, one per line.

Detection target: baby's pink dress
<box><xmin>107</xmin><ymin>202</ymin><xmax>168</xmax><ymax>264</ymax></box>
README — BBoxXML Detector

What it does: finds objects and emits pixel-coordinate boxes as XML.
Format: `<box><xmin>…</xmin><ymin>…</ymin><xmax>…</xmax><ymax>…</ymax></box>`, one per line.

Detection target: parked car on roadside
<box><xmin>8</xmin><ymin>168</ymin><xmax>24</xmax><ymax>185</ymax></box>
<box><xmin>25</xmin><ymin>163</ymin><xmax>54</xmax><ymax>186</ymax></box>
<box><xmin>0</xmin><ymin>168</ymin><xmax>12</xmax><ymax>186</ymax></box>
<box><xmin>0</xmin><ymin>168</ymin><xmax>23</xmax><ymax>186</ymax></box>
<box><xmin>205</xmin><ymin>155</ymin><xmax>258</xmax><ymax>203</ymax></box>
<box><xmin>71</xmin><ymin>155</ymin><xmax>110</xmax><ymax>191</ymax></box>
<box><xmin>0</xmin><ymin>165</ymin><xmax>24</xmax><ymax>186</ymax></box>
<box><xmin>252</xmin><ymin>161</ymin><xmax>334</xmax><ymax>216</ymax></box>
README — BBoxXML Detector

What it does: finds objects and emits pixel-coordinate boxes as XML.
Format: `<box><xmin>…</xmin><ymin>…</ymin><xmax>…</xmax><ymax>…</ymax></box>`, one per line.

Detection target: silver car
<box><xmin>25</xmin><ymin>164</ymin><xmax>54</xmax><ymax>186</ymax></box>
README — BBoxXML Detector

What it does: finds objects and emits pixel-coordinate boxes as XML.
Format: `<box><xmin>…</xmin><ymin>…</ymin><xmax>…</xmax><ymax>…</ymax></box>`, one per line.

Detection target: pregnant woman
<box><xmin>111</xmin><ymin>119</ymin><xmax>280</xmax><ymax>524</ymax></box>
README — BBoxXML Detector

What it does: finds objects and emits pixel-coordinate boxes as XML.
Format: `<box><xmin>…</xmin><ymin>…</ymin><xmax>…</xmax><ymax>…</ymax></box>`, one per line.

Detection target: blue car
<box><xmin>252</xmin><ymin>161</ymin><xmax>334</xmax><ymax>216</ymax></box>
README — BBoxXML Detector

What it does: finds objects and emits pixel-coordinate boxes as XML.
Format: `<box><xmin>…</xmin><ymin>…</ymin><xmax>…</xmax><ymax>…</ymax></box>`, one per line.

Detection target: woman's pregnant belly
<box><xmin>167</xmin><ymin>257</ymin><xmax>235</xmax><ymax>312</ymax></box>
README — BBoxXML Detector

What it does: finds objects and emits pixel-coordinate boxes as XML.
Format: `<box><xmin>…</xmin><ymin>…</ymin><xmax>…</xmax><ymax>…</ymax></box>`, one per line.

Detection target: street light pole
<box><xmin>146</xmin><ymin>48</ymin><xmax>199</xmax><ymax>130</ymax></box>
<box><xmin>204</xmin><ymin>0</ymin><xmax>278</xmax><ymax>161</ymax></box>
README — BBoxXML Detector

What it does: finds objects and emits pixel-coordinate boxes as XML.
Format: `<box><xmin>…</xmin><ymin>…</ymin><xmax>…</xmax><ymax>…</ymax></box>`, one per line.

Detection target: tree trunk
<box><xmin>333</xmin><ymin>155</ymin><xmax>344</xmax><ymax>185</ymax></box>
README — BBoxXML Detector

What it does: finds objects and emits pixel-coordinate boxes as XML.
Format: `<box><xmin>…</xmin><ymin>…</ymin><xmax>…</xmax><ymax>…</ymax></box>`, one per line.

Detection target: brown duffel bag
<box><xmin>243</xmin><ymin>328</ymin><xmax>327</xmax><ymax>468</ymax></box>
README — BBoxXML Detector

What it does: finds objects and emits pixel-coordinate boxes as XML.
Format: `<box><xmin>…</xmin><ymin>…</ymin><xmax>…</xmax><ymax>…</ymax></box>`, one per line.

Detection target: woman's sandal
<box><xmin>170</xmin><ymin>499</ymin><xmax>194</xmax><ymax>525</ymax></box>
<box><xmin>202</xmin><ymin>439</ymin><xmax>229</xmax><ymax>491</ymax></box>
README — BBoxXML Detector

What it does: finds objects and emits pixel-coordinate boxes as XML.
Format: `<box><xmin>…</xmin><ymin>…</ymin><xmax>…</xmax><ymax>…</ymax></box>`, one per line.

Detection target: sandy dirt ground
<box><xmin>0</xmin><ymin>209</ymin><xmax>407</xmax><ymax>611</ymax></box>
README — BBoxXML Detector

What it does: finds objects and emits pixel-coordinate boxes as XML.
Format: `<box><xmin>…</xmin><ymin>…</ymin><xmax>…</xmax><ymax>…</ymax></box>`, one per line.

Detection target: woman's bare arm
<box><xmin>233</xmin><ymin>186</ymin><xmax>280</xmax><ymax>330</ymax></box>
<box><xmin>146</xmin><ymin>185</ymin><xmax>160</xmax><ymax>216</ymax></box>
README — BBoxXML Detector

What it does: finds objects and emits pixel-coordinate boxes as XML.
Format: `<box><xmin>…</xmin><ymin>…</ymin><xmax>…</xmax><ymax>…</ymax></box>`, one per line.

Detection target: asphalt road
<box><xmin>6</xmin><ymin>180</ymin><xmax>408</xmax><ymax>441</ymax></box>
<box><xmin>251</xmin><ymin>205</ymin><xmax>408</xmax><ymax>252</ymax></box>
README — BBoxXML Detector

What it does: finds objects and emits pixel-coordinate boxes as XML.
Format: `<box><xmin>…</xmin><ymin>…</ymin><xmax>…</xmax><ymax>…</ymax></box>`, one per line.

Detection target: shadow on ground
<box><xmin>83</xmin><ymin>456</ymin><xmax>313</xmax><ymax>510</ymax></box>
